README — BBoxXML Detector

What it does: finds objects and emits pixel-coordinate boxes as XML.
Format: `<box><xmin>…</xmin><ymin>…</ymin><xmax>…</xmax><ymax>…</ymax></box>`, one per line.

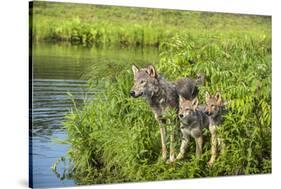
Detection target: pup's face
<box><xmin>178</xmin><ymin>96</ymin><xmax>199</xmax><ymax>125</ymax></box>
<box><xmin>130</xmin><ymin>65</ymin><xmax>159</xmax><ymax>98</ymax></box>
<box><xmin>205</xmin><ymin>91</ymin><xmax>222</xmax><ymax>118</ymax></box>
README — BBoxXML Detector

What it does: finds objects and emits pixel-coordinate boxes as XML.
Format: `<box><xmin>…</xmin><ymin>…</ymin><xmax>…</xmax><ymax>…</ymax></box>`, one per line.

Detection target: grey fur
<box><xmin>174</xmin><ymin>78</ymin><xmax>199</xmax><ymax>101</ymax></box>
<box><xmin>176</xmin><ymin>97</ymin><xmax>209</xmax><ymax>159</ymax></box>
<box><xmin>204</xmin><ymin>91</ymin><xmax>225</xmax><ymax>165</ymax></box>
<box><xmin>130</xmin><ymin>64</ymin><xmax>200</xmax><ymax>162</ymax></box>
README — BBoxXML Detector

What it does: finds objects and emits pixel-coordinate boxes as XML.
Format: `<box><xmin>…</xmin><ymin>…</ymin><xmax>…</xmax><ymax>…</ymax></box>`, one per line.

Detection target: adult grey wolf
<box><xmin>130</xmin><ymin>64</ymin><xmax>203</xmax><ymax>162</ymax></box>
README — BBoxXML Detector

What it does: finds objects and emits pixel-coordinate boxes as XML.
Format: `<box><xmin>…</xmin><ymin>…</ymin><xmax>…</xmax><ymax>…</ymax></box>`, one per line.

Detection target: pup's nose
<box><xmin>179</xmin><ymin>114</ymin><xmax>184</xmax><ymax>118</ymax></box>
<box><xmin>204</xmin><ymin>109</ymin><xmax>211</xmax><ymax>116</ymax></box>
<box><xmin>130</xmin><ymin>91</ymin><xmax>135</xmax><ymax>97</ymax></box>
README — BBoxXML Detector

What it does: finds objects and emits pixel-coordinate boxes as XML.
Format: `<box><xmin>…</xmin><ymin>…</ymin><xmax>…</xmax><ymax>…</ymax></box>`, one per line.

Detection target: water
<box><xmin>29</xmin><ymin>43</ymin><xmax>159</xmax><ymax>188</ymax></box>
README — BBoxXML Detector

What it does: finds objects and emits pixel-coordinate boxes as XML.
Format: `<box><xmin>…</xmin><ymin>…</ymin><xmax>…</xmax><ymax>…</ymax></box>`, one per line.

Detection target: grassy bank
<box><xmin>30</xmin><ymin>1</ymin><xmax>271</xmax><ymax>47</ymax></box>
<box><xmin>59</xmin><ymin>33</ymin><xmax>271</xmax><ymax>184</ymax></box>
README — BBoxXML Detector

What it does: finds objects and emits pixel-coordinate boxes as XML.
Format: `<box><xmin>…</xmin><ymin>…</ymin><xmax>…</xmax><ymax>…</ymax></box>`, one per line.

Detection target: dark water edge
<box><xmin>29</xmin><ymin>42</ymin><xmax>159</xmax><ymax>188</ymax></box>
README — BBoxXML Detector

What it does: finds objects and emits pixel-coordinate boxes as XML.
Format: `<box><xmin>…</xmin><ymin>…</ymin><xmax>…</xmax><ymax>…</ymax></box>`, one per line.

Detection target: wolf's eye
<box><xmin>140</xmin><ymin>80</ymin><xmax>145</xmax><ymax>84</ymax></box>
<box><xmin>211</xmin><ymin>105</ymin><xmax>215</xmax><ymax>108</ymax></box>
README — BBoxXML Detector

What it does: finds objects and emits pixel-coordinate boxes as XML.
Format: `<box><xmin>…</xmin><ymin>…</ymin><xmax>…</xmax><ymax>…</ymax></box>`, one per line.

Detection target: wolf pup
<box><xmin>176</xmin><ymin>96</ymin><xmax>209</xmax><ymax>160</ymax></box>
<box><xmin>130</xmin><ymin>64</ymin><xmax>200</xmax><ymax>162</ymax></box>
<box><xmin>204</xmin><ymin>91</ymin><xmax>224</xmax><ymax>165</ymax></box>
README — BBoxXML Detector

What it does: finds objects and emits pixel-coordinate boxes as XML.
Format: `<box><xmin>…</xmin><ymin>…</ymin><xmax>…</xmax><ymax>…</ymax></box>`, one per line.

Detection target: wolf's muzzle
<box><xmin>204</xmin><ymin>110</ymin><xmax>212</xmax><ymax>116</ymax></box>
<box><xmin>130</xmin><ymin>91</ymin><xmax>136</xmax><ymax>97</ymax></box>
<box><xmin>130</xmin><ymin>91</ymin><xmax>143</xmax><ymax>98</ymax></box>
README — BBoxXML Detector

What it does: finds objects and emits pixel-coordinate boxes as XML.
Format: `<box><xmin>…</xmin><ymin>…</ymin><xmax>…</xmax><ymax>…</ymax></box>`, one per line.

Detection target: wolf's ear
<box><xmin>132</xmin><ymin>64</ymin><xmax>139</xmax><ymax>76</ymax></box>
<box><xmin>192</xmin><ymin>98</ymin><xmax>199</xmax><ymax>110</ymax></box>
<box><xmin>205</xmin><ymin>91</ymin><xmax>211</xmax><ymax>102</ymax></box>
<box><xmin>147</xmin><ymin>65</ymin><xmax>157</xmax><ymax>78</ymax></box>
<box><xmin>179</xmin><ymin>95</ymin><xmax>186</xmax><ymax>105</ymax></box>
<box><xmin>215</xmin><ymin>92</ymin><xmax>222</xmax><ymax>104</ymax></box>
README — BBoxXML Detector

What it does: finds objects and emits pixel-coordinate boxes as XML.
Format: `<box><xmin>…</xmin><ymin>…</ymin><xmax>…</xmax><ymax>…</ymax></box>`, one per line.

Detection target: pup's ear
<box><xmin>179</xmin><ymin>95</ymin><xmax>186</xmax><ymax>105</ymax></box>
<box><xmin>205</xmin><ymin>91</ymin><xmax>211</xmax><ymax>103</ymax></box>
<box><xmin>192</xmin><ymin>97</ymin><xmax>199</xmax><ymax>110</ymax></box>
<box><xmin>147</xmin><ymin>65</ymin><xmax>157</xmax><ymax>78</ymax></box>
<box><xmin>132</xmin><ymin>64</ymin><xmax>139</xmax><ymax>76</ymax></box>
<box><xmin>215</xmin><ymin>92</ymin><xmax>222</xmax><ymax>105</ymax></box>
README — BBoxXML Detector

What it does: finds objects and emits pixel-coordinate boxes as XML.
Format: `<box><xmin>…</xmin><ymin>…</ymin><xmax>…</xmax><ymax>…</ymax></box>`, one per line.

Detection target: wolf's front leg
<box><xmin>159</xmin><ymin>126</ymin><xmax>167</xmax><ymax>161</ymax></box>
<box><xmin>208</xmin><ymin>125</ymin><xmax>217</xmax><ymax>166</ymax></box>
<box><xmin>195</xmin><ymin>135</ymin><xmax>203</xmax><ymax>157</ymax></box>
<box><xmin>169</xmin><ymin>128</ymin><xmax>175</xmax><ymax>162</ymax></box>
<box><xmin>154</xmin><ymin>112</ymin><xmax>167</xmax><ymax>161</ymax></box>
<box><xmin>217</xmin><ymin>137</ymin><xmax>225</xmax><ymax>153</ymax></box>
<box><xmin>176</xmin><ymin>136</ymin><xmax>190</xmax><ymax>160</ymax></box>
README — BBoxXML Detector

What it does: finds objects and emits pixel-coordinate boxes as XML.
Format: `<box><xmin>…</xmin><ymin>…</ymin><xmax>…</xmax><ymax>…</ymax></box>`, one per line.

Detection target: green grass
<box><xmin>43</xmin><ymin>1</ymin><xmax>272</xmax><ymax>185</ymax></box>
<box><xmin>30</xmin><ymin>1</ymin><xmax>271</xmax><ymax>48</ymax></box>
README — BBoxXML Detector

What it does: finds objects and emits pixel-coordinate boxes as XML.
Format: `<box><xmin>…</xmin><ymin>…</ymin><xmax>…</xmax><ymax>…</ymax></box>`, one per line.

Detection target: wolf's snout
<box><xmin>130</xmin><ymin>91</ymin><xmax>136</xmax><ymax>97</ymax></box>
<box><xmin>204</xmin><ymin>110</ymin><xmax>212</xmax><ymax>116</ymax></box>
<box><xmin>130</xmin><ymin>91</ymin><xmax>143</xmax><ymax>98</ymax></box>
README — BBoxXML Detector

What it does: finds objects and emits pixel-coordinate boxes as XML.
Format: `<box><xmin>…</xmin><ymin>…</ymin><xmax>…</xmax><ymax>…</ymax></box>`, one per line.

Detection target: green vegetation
<box><xmin>40</xmin><ymin>1</ymin><xmax>272</xmax><ymax>185</ymax></box>
<box><xmin>31</xmin><ymin>1</ymin><xmax>270</xmax><ymax>48</ymax></box>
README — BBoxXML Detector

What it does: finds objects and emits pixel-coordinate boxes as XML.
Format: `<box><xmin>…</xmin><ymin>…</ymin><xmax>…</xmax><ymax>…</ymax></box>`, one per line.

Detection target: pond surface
<box><xmin>29</xmin><ymin>43</ymin><xmax>159</xmax><ymax>188</ymax></box>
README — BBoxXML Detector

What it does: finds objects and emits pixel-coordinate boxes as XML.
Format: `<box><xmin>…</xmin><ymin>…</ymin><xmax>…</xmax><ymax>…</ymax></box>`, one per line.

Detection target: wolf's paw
<box><xmin>161</xmin><ymin>154</ymin><xmax>167</xmax><ymax>161</ymax></box>
<box><xmin>170</xmin><ymin>156</ymin><xmax>175</xmax><ymax>162</ymax></box>
<box><xmin>217</xmin><ymin>138</ymin><xmax>225</xmax><ymax>152</ymax></box>
<box><xmin>166</xmin><ymin>159</ymin><xmax>176</xmax><ymax>164</ymax></box>
<box><xmin>208</xmin><ymin>159</ymin><xmax>215</xmax><ymax>166</ymax></box>
<box><xmin>176</xmin><ymin>152</ymin><xmax>184</xmax><ymax>160</ymax></box>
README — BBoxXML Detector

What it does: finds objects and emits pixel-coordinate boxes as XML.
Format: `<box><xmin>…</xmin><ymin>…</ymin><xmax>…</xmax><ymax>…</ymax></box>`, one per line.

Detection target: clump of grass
<box><xmin>62</xmin><ymin>29</ymin><xmax>271</xmax><ymax>184</ymax></box>
<box><xmin>64</xmin><ymin>73</ymin><xmax>161</xmax><ymax>183</ymax></box>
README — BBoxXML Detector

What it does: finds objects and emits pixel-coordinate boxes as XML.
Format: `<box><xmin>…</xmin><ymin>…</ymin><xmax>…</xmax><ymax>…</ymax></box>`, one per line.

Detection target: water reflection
<box><xmin>31</xmin><ymin>79</ymin><xmax>94</xmax><ymax>188</ymax></box>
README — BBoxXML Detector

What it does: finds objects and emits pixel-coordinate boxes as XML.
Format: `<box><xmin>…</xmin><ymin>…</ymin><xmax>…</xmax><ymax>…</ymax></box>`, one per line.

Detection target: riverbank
<box><xmin>30</xmin><ymin>1</ymin><xmax>271</xmax><ymax>47</ymax></box>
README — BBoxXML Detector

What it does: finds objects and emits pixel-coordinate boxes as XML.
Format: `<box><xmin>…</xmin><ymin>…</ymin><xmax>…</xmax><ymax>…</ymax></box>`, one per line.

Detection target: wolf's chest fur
<box><xmin>180</xmin><ymin>111</ymin><xmax>209</xmax><ymax>138</ymax></box>
<box><xmin>147</xmin><ymin>79</ymin><xmax>178</xmax><ymax>113</ymax></box>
